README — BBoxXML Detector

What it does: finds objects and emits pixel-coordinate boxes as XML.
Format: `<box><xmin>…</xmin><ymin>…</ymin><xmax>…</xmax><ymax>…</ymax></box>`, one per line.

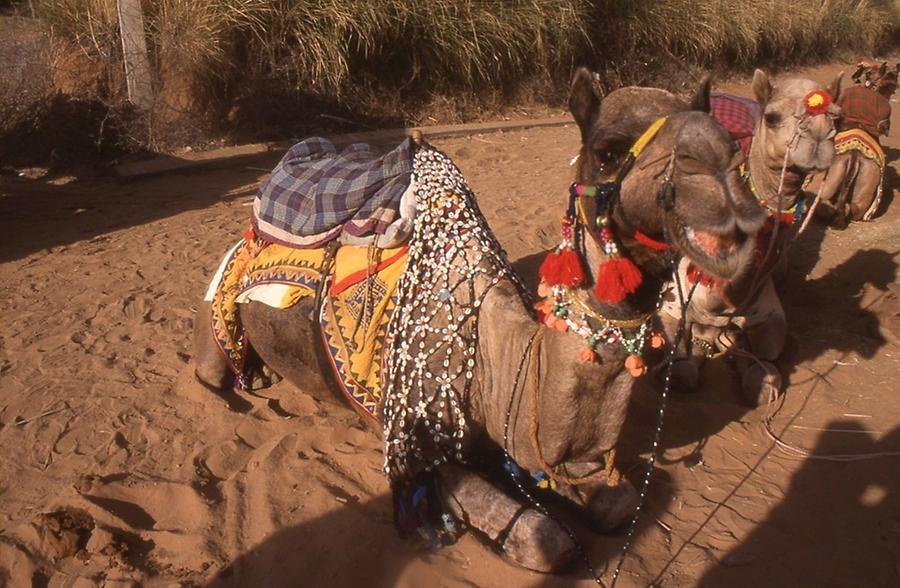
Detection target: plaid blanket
<box><xmin>252</xmin><ymin>137</ymin><xmax>415</xmax><ymax>248</ymax></box>
<box><xmin>838</xmin><ymin>85</ymin><xmax>892</xmax><ymax>138</ymax></box>
<box><xmin>710</xmin><ymin>92</ymin><xmax>760</xmax><ymax>156</ymax></box>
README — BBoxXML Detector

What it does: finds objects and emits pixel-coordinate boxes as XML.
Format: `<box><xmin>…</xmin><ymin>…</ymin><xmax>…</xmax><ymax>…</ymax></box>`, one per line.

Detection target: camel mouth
<box><xmin>666</xmin><ymin>214</ymin><xmax>754</xmax><ymax>282</ymax></box>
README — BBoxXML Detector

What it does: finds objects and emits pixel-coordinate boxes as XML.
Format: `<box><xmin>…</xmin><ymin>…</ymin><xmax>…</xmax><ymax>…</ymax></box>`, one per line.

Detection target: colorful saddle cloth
<box><xmin>209</xmin><ymin>238</ymin><xmax>407</xmax><ymax>416</ymax></box>
<box><xmin>252</xmin><ymin>137</ymin><xmax>415</xmax><ymax>249</ymax></box>
<box><xmin>838</xmin><ymin>85</ymin><xmax>892</xmax><ymax>138</ymax></box>
<box><xmin>833</xmin><ymin>128</ymin><xmax>886</xmax><ymax>221</ymax></box>
<box><xmin>710</xmin><ymin>92</ymin><xmax>760</xmax><ymax>156</ymax></box>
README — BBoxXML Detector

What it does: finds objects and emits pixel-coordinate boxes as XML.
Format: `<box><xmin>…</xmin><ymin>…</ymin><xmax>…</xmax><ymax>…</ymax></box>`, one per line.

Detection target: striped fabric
<box><xmin>252</xmin><ymin>137</ymin><xmax>414</xmax><ymax>249</ymax></box>
<box><xmin>710</xmin><ymin>92</ymin><xmax>760</xmax><ymax>156</ymax></box>
<box><xmin>838</xmin><ymin>85</ymin><xmax>892</xmax><ymax>138</ymax></box>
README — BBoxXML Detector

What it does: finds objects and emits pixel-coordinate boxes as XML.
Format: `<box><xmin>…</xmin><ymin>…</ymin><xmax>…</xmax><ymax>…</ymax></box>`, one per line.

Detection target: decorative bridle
<box><xmin>535</xmin><ymin>117</ymin><xmax>675</xmax><ymax>376</ymax></box>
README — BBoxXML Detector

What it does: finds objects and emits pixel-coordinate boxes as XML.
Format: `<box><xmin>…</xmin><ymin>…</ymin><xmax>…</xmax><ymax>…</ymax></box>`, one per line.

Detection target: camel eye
<box><xmin>676</xmin><ymin>155</ymin><xmax>715</xmax><ymax>176</ymax></box>
<box><xmin>764</xmin><ymin>111</ymin><xmax>782</xmax><ymax>127</ymax></box>
<box><xmin>597</xmin><ymin>150</ymin><xmax>621</xmax><ymax>166</ymax></box>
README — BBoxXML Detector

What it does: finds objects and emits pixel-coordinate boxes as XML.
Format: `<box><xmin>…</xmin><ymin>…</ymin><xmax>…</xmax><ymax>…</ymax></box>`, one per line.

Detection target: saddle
<box><xmin>206</xmin><ymin>236</ymin><xmax>408</xmax><ymax>417</ymax></box>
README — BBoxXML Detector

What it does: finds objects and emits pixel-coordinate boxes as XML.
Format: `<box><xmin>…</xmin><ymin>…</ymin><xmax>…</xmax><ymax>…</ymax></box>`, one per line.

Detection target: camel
<box><xmin>191</xmin><ymin>67</ymin><xmax>766</xmax><ymax>573</ymax></box>
<box><xmin>816</xmin><ymin>62</ymin><xmax>897</xmax><ymax>226</ymax></box>
<box><xmin>579</xmin><ymin>70</ymin><xmax>844</xmax><ymax>406</ymax></box>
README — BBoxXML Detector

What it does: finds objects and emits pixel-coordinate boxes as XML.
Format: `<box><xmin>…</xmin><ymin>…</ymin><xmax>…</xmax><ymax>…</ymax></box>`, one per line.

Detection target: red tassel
<box><xmin>540</xmin><ymin>249</ymin><xmax>585</xmax><ymax>288</ymax></box>
<box><xmin>594</xmin><ymin>257</ymin><xmax>643</xmax><ymax>304</ymax></box>
<box><xmin>539</xmin><ymin>250</ymin><xmax>563</xmax><ymax>285</ymax></box>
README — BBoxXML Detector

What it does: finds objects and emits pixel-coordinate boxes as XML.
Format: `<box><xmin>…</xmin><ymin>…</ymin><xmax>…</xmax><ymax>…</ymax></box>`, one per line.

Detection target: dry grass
<box><xmin>13</xmin><ymin>0</ymin><xmax>900</xmax><ymax>156</ymax></box>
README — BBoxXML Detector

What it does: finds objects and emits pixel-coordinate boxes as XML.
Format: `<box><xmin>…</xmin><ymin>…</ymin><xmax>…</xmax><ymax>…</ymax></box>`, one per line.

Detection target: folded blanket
<box><xmin>252</xmin><ymin>137</ymin><xmax>415</xmax><ymax>248</ymax></box>
<box><xmin>710</xmin><ymin>92</ymin><xmax>760</xmax><ymax>157</ymax></box>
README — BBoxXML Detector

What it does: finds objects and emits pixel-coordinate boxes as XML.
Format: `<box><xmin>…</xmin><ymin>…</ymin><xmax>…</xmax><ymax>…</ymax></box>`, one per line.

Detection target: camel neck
<box><xmin>473</xmin><ymin>285</ymin><xmax>631</xmax><ymax>472</ymax></box>
<box><xmin>747</xmin><ymin>133</ymin><xmax>805</xmax><ymax>212</ymax></box>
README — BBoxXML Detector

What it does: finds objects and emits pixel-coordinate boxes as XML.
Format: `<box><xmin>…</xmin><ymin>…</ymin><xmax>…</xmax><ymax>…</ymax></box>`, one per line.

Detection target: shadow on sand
<box><xmin>206</xmin><ymin>474</ymin><xmax>669</xmax><ymax>588</ymax></box>
<box><xmin>697</xmin><ymin>421</ymin><xmax>900</xmax><ymax>587</ymax></box>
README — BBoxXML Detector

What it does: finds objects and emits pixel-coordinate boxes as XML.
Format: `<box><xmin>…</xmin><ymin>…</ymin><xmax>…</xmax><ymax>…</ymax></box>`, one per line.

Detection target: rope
<box><xmin>609</xmin><ymin>273</ymin><xmax>699</xmax><ymax>587</ymax></box>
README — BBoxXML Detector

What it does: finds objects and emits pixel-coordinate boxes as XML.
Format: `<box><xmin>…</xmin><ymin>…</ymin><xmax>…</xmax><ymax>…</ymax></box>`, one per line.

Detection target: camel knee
<box><xmin>741</xmin><ymin>361</ymin><xmax>782</xmax><ymax>407</ymax></box>
<box><xmin>582</xmin><ymin>476</ymin><xmax>638</xmax><ymax>533</ymax></box>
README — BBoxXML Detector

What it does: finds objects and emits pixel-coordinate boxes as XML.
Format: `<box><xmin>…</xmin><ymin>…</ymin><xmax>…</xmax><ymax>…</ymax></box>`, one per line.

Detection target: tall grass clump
<box><xmin>20</xmin><ymin>0</ymin><xmax>900</xmax><ymax>154</ymax></box>
<box><xmin>599</xmin><ymin>0</ymin><xmax>898</xmax><ymax>70</ymax></box>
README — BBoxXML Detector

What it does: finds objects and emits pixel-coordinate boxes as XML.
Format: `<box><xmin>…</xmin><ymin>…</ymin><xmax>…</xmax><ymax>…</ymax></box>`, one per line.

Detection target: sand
<box><xmin>1</xmin><ymin>61</ymin><xmax>899</xmax><ymax>587</ymax></box>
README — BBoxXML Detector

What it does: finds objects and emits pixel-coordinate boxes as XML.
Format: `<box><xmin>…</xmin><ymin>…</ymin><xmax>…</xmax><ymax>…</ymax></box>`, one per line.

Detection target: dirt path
<box><xmin>1</xmin><ymin>62</ymin><xmax>898</xmax><ymax>587</ymax></box>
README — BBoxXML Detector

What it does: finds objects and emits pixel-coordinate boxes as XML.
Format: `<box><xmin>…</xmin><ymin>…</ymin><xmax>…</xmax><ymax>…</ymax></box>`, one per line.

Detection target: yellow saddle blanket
<box><xmin>834</xmin><ymin>128</ymin><xmax>885</xmax><ymax>169</ymax></box>
<box><xmin>210</xmin><ymin>238</ymin><xmax>408</xmax><ymax>417</ymax></box>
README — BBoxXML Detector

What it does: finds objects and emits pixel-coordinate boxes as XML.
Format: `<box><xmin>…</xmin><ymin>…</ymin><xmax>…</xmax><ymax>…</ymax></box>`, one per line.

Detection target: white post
<box><xmin>116</xmin><ymin>0</ymin><xmax>153</xmax><ymax>111</ymax></box>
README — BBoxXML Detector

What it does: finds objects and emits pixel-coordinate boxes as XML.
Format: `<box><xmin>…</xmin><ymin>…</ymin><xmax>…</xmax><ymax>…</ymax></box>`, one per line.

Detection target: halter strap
<box><xmin>573</xmin><ymin>117</ymin><xmax>672</xmax><ymax>251</ymax></box>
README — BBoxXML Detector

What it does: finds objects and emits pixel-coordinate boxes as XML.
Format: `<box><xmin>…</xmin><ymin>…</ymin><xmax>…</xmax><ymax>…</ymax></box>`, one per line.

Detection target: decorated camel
<box><xmin>816</xmin><ymin>61</ymin><xmax>897</xmax><ymax>226</ymax></box>
<box><xmin>586</xmin><ymin>70</ymin><xmax>844</xmax><ymax>406</ymax></box>
<box><xmin>192</xmin><ymin>67</ymin><xmax>766</xmax><ymax>574</ymax></box>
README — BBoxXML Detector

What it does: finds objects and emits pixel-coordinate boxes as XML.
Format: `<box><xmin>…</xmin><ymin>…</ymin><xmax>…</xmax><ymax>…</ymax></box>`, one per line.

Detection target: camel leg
<box><xmin>815</xmin><ymin>154</ymin><xmax>850</xmax><ymax>223</ymax></box>
<box><xmin>193</xmin><ymin>301</ymin><xmax>232</xmax><ymax>389</ymax></box>
<box><xmin>438</xmin><ymin>463</ymin><xmax>576</xmax><ymax>573</ymax></box>
<box><xmin>733</xmin><ymin>281</ymin><xmax>786</xmax><ymax>407</ymax></box>
<box><xmin>659</xmin><ymin>312</ymin><xmax>702</xmax><ymax>392</ymax></box>
<box><xmin>240</xmin><ymin>299</ymin><xmax>345</xmax><ymax>407</ymax></box>
<box><xmin>831</xmin><ymin>152</ymin><xmax>860</xmax><ymax>229</ymax></box>
<box><xmin>847</xmin><ymin>159</ymin><xmax>881</xmax><ymax>221</ymax></box>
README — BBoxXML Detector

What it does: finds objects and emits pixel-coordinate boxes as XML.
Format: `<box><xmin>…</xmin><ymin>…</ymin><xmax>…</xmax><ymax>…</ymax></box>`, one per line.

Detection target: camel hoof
<box><xmin>669</xmin><ymin>358</ymin><xmax>699</xmax><ymax>393</ymax></box>
<box><xmin>585</xmin><ymin>477</ymin><xmax>639</xmax><ymax>533</ymax></box>
<box><xmin>501</xmin><ymin>509</ymin><xmax>576</xmax><ymax>573</ymax></box>
<box><xmin>245</xmin><ymin>365</ymin><xmax>283</xmax><ymax>391</ymax></box>
<box><xmin>741</xmin><ymin>361</ymin><xmax>782</xmax><ymax>407</ymax></box>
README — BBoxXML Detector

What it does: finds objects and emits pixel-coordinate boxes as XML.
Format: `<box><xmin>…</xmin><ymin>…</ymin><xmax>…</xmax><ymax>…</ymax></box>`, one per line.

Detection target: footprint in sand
<box><xmin>75</xmin><ymin>474</ymin><xmax>209</xmax><ymax>533</ymax></box>
<box><xmin>71</xmin><ymin>473</ymin><xmax>216</xmax><ymax>573</ymax></box>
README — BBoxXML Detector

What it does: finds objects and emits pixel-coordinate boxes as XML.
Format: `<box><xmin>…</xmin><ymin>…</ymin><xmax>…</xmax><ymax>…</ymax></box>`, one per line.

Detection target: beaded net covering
<box><xmin>381</xmin><ymin>143</ymin><xmax>529</xmax><ymax>481</ymax></box>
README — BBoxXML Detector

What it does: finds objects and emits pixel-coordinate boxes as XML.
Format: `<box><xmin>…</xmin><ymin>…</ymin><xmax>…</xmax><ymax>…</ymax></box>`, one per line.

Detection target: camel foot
<box><xmin>501</xmin><ymin>508</ymin><xmax>576</xmax><ymax>573</ymax></box>
<box><xmin>584</xmin><ymin>476</ymin><xmax>639</xmax><ymax>533</ymax></box>
<box><xmin>245</xmin><ymin>364</ymin><xmax>283</xmax><ymax>391</ymax></box>
<box><xmin>741</xmin><ymin>361</ymin><xmax>782</xmax><ymax>407</ymax></box>
<box><xmin>437</xmin><ymin>463</ymin><xmax>575</xmax><ymax>573</ymax></box>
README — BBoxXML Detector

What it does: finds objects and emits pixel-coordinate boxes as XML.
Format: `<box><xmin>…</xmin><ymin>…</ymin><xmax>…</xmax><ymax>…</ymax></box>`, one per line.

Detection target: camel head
<box><xmin>567</xmin><ymin>67</ymin><xmax>766</xmax><ymax>286</ymax></box>
<box><xmin>751</xmin><ymin>69</ymin><xmax>843</xmax><ymax>174</ymax></box>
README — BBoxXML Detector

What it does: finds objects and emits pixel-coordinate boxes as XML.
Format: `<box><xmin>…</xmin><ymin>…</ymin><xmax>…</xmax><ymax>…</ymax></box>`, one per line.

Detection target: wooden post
<box><xmin>116</xmin><ymin>0</ymin><xmax>153</xmax><ymax>111</ymax></box>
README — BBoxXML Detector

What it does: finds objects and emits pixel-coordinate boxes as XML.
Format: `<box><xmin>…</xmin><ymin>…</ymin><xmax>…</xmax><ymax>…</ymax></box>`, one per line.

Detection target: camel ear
<box><xmin>827</xmin><ymin>71</ymin><xmax>844</xmax><ymax>104</ymax></box>
<box><xmin>878</xmin><ymin>62</ymin><xmax>887</xmax><ymax>76</ymax></box>
<box><xmin>690</xmin><ymin>74</ymin><xmax>713</xmax><ymax>112</ymax></box>
<box><xmin>851</xmin><ymin>63</ymin><xmax>865</xmax><ymax>84</ymax></box>
<box><xmin>752</xmin><ymin>69</ymin><xmax>772</xmax><ymax>106</ymax></box>
<box><xmin>569</xmin><ymin>66</ymin><xmax>601</xmax><ymax>144</ymax></box>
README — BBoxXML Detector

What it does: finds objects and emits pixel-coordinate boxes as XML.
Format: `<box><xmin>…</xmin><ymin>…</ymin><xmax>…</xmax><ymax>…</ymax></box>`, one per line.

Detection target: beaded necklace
<box><xmin>381</xmin><ymin>143</ymin><xmax>529</xmax><ymax>481</ymax></box>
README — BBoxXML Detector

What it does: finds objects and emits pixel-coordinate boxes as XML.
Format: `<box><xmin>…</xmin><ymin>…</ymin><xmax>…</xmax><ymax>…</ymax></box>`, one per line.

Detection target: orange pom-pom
<box><xmin>625</xmin><ymin>354</ymin><xmax>647</xmax><ymax>377</ymax></box>
<box><xmin>537</xmin><ymin>281</ymin><xmax>552</xmax><ymax>298</ymax></box>
<box><xmin>650</xmin><ymin>332</ymin><xmax>666</xmax><ymax>349</ymax></box>
<box><xmin>579</xmin><ymin>348</ymin><xmax>596</xmax><ymax>363</ymax></box>
<box><xmin>594</xmin><ymin>257</ymin><xmax>643</xmax><ymax>304</ymax></box>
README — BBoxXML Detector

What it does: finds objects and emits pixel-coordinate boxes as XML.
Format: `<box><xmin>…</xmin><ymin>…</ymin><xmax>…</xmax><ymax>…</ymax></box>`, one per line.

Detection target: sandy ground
<box><xmin>1</xmin><ymin>62</ymin><xmax>899</xmax><ymax>587</ymax></box>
